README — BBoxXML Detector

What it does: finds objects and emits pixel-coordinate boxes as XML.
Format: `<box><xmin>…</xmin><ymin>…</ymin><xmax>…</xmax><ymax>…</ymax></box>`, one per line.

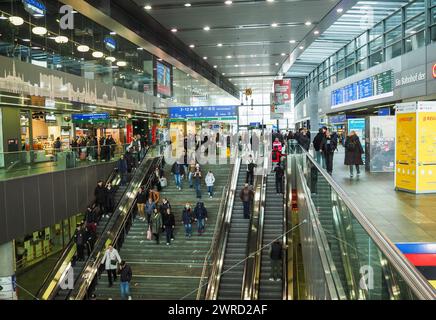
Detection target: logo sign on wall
<box><xmin>433</xmin><ymin>63</ymin><xmax>436</xmax><ymax>79</ymax></box>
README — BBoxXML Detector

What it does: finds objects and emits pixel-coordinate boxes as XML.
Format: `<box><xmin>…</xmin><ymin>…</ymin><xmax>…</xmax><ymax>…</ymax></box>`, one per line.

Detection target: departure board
<box><xmin>374</xmin><ymin>70</ymin><xmax>393</xmax><ymax>96</ymax></box>
<box><xmin>358</xmin><ymin>77</ymin><xmax>373</xmax><ymax>99</ymax></box>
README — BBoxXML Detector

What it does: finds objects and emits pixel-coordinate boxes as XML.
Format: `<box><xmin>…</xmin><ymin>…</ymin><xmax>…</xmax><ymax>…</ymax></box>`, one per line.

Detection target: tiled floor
<box><xmin>330</xmin><ymin>147</ymin><xmax>436</xmax><ymax>243</ymax></box>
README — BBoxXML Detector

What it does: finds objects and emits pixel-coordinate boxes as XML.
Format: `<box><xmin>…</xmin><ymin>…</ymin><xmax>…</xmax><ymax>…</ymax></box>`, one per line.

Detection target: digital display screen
<box><xmin>169</xmin><ymin>106</ymin><xmax>237</xmax><ymax>120</ymax></box>
<box><xmin>358</xmin><ymin>77</ymin><xmax>373</xmax><ymax>99</ymax></box>
<box><xmin>156</xmin><ymin>62</ymin><xmax>172</xmax><ymax>97</ymax></box>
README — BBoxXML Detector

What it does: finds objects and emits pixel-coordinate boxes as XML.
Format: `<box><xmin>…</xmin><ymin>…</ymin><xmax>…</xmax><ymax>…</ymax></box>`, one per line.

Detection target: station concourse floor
<box><xmin>329</xmin><ymin>147</ymin><xmax>436</xmax><ymax>243</ymax></box>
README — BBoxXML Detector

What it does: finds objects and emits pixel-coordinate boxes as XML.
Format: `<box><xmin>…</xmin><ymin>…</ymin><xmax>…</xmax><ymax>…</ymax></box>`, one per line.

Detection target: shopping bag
<box><xmin>146</xmin><ymin>227</ymin><xmax>152</xmax><ymax>240</ymax></box>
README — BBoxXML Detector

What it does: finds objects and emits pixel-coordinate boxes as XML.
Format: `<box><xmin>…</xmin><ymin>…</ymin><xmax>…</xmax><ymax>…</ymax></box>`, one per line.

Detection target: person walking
<box><xmin>153</xmin><ymin>166</ymin><xmax>164</xmax><ymax>191</ymax></box>
<box><xmin>171</xmin><ymin>160</ymin><xmax>185</xmax><ymax>190</ymax></box>
<box><xmin>73</xmin><ymin>224</ymin><xmax>86</xmax><ymax>261</ymax></box>
<box><xmin>182</xmin><ymin>203</ymin><xmax>194</xmax><ymax>238</ymax></box>
<box><xmin>194</xmin><ymin>202</ymin><xmax>208</xmax><ymax>235</ymax></box>
<box><xmin>320</xmin><ymin>129</ymin><xmax>338</xmax><ymax>175</ymax></box>
<box><xmin>148</xmin><ymin>186</ymin><xmax>160</xmax><ymax>204</ymax></box>
<box><xmin>163</xmin><ymin>208</ymin><xmax>175</xmax><ymax>245</ymax></box>
<box><xmin>85</xmin><ymin>206</ymin><xmax>97</xmax><ymax>234</ymax></box>
<box><xmin>193</xmin><ymin>164</ymin><xmax>202</xmax><ymax>199</ymax></box>
<box><xmin>274</xmin><ymin>163</ymin><xmax>284</xmax><ymax>194</ymax></box>
<box><xmin>117</xmin><ymin>155</ymin><xmax>128</xmax><ymax>186</ymax></box>
<box><xmin>104</xmin><ymin>183</ymin><xmax>116</xmax><ymax>218</ymax></box>
<box><xmin>269</xmin><ymin>241</ymin><xmax>284</xmax><ymax>281</ymax></box>
<box><xmin>188</xmin><ymin>160</ymin><xmax>196</xmax><ymax>188</ymax></box>
<box><xmin>344</xmin><ymin>130</ymin><xmax>364</xmax><ymax>178</ymax></box>
<box><xmin>101</xmin><ymin>244</ymin><xmax>122</xmax><ymax>287</ymax></box>
<box><xmin>136</xmin><ymin>186</ymin><xmax>147</xmax><ymax>222</ymax></box>
<box><xmin>150</xmin><ymin>208</ymin><xmax>162</xmax><ymax>244</ymax></box>
<box><xmin>246</xmin><ymin>155</ymin><xmax>257</xmax><ymax>186</ymax></box>
<box><xmin>298</xmin><ymin>129</ymin><xmax>311</xmax><ymax>151</ymax></box>
<box><xmin>94</xmin><ymin>181</ymin><xmax>106</xmax><ymax>218</ymax></box>
<box><xmin>313</xmin><ymin>127</ymin><xmax>326</xmax><ymax>168</ymax></box>
<box><xmin>205</xmin><ymin>170</ymin><xmax>215</xmax><ymax>198</ymax></box>
<box><xmin>118</xmin><ymin>260</ymin><xmax>132</xmax><ymax>300</ymax></box>
<box><xmin>145</xmin><ymin>197</ymin><xmax>156</xmax><ymax>224</ymax></box>
<box><xmin>239</xmin><ymin>183</ymin><xmax>254</xmax><ymax>219</ymax></box>
<box><xmin>272</xmin><ymin>137</ymin><xmax>282</xmax><ymax>152</ymax></box>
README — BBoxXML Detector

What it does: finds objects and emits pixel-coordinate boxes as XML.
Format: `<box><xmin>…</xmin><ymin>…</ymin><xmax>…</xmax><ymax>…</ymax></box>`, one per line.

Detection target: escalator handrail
<box><xmin>296</xmin><ymin>159</ymin><xmax>344</xmax><ymax>299</ymax></box>
<box><xmin>281</xmin><ymin>157</ymin><xmax>289</xmax><ymax>300</ymax></box>
<box><xmin>297</xmin><ymin>145</ymin><xmax>436</xmax><ymax>300</ymax></box>
<box><xmin>205</xmin><ymin>149</ymin><xmax>241</xmax><ymax>299</ymax></box>
<box><xmin>71</xmin><ymin>156</ymin><xmax>161</xmax><ymax>300</ymax></box>
<box><xmin>35</xmin><ymin>162</ymin><xmax>121</xmax><ymax>300</ymax></box>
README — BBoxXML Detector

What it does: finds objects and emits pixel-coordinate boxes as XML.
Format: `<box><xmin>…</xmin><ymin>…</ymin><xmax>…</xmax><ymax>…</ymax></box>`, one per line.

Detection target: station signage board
<box><xmin>72</xmin><ymin>113</ymin><xmax>110</xmax><ymax>123</ymax></box>
<box><xmin>169</xmin><ymin>106</ymin><xmax>237</xmax><ymax>121</ymax></box>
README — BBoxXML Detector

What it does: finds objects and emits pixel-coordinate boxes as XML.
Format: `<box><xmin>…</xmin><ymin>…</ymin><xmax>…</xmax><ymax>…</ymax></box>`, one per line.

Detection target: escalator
<box><xmin>91</xmin><ymin>162</ymin><xmax>231</xmax><ymax>300</ymax></box>
<box><xmin>36</xmin><ymin>149</ymin><xmax>153</xmax><ymax>300</ymax></box>
<box><xmin>258</xmin><ymin>173</ymin><xmax>284</xmax><ymax>300</ymax></box>
<box><xmin>217</xmin><ymin>166</ymin><xmax>249</xmax><ymax>299</ymax></box>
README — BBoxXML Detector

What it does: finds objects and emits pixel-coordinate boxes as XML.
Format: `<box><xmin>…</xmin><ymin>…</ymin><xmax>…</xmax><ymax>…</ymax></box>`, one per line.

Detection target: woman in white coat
<box><xmin>205</xmin><ymin>170</ymin><xmax>216</xmax><ymax>199</ymax></box>
<box><xmin>101</xmin><ymin>244</ymin><xmax>122</xmax><ymax>287</ymax></box>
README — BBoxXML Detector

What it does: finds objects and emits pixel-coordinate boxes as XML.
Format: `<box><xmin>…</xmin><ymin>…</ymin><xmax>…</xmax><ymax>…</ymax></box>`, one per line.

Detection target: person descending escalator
<box><xmin>269</xmin><ymin>241</ymin><xmax>284</xmax><ymax>282</ymax></box>
<box><xmin>239</xmin><ymin>184</ymin><xmax>254</xmax><ymax>219</ymax></box>
<box><xmin>85</xmin><ymin>224</ymin><xmax>96</xmax><ymax>256</ymax></box>
<box><xmin>74</xmin><ymin>224</ymin><xmax>86</xmax><ymax>261</ymax></box>
<box><xmin>105</xmin><ymin>183</ymin><xmax>116</xmax><ymax>218</ymax></box>
<box><xmin>94</xmin><ymin>181</ymin><xmax>106</xmax><ymax>218</ymax></box>
<box><xmin>163</xmin><ymin>208</ymin><xmax>175</xmax><ymax>246</ymax></box>
<box><xmin>85</xmin><ymin>206</ymin><xmax>97</xmax><ymax>234</ymax></box>
<box><xmin>246</xmin><ymin>154</ymin><xmax>257</xmax><ymax>186</ymax></box>
<box><xmin>136</xmin><ymin>186</ymin><xmax>147</xmax><ymax>222</ymax></box>
<box><xmin>274</xmin><ymin>163</ymin><xmax>285</xmax><ymax>194</ymax></box>
<box><xmin>101</xmin><ymin>243</ymin><xmax>122</xmax><ymax>287</ymax></box>
<box><xmin>194</xmin><ymin>202</ymin><xmax>208</xmax><ymax>236</ymax></box>
<box><xmin>117</xmin><ymin>155</ymin><xmax>128</xmax><ymax>186</ymax></box>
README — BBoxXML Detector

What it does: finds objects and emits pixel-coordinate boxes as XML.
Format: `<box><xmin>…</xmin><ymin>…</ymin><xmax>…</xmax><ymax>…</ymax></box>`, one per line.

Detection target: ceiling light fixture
<box><xmin>22</xmin><ymin>39</ymin><xmax>31</xmax><ymax>42</ymax></box>
<box><xmin>213</xmin><ymin>65</ymin><xmax>217</xmax><ymax>68</ymax></box>
<box><xmin>0</xmin><ymin>14</ymin><xmax>8</xmax><ymax>20</ymax></box>
<box><xmin>77</xmin><ymin>45</ymin><xmax>90</xmax><ymax>52</ymax></box>
<box><xmin>226</xmin><ymin>55</ymin><xmax>232</xmax><ymax>59</ymax></box>
<box><xmin>305</xmin><ymin>21</ymin><xmax>312</xmax><ymax>26</ymax></box>
<box><xmin>9</xmin><ymin>16</ymin><xmax>24</xmax><ymax>26</ymax></box>
<box><xmin>203</xmin><ymin>26</ymin><xmax>210</xmax><ymax>31</ymax></box>
<box><xmin>32</xmin><ymin>26</ymin><xmax>47</xmax><ymax>35</ymax></box>
<box><xmin>92</xmin><ymin>51</ymin><xmax>104</xmax><ymax>58</ymax></box>
<box><xmin>184</xmin><ymin>3</ymin><xmax>191</xmax><ymax>7</ymax></box>
<box><xmin>117</xmin><ymin>61</ymin><xmax>127</xmax><ymax>67</ymax></box>
<box><xmin>189</xmin><ymin>44</ymin><xmax>195</xmax><ymax>48</ymax></box>
<box><xmin>299</xmin><ymin>45</ymin><xmax>304</xmax><ymax>49</ymax></box>
<box><xmin>54</xmin><ymin>36</ymin><xmax>69</xmax><ymax>44</ymax></box>
<box><xmin>275</xmin><ymin>63</ymin><xmax>279</xmax><ymax>66</ymax></box>
<box><xmin>289</xmin><ymin>40</ymin><xmax>296</xmax><ymax>43</ymax></box>
<box><xmin>314</xmin><ymin>30</ymin><xmax>319</xmax><ymax>35</ymax></box>
<box><xmin>225</xmin><ymin>0</ymin><xmax>232</xmax><ymax>5</ymax></box>
<box><xmin>144</xmin><ymin>5</ymin><xmax>152</xmax><ymax>10</ymax></box>
<box><xmin>271</xmin><ymin>23</ymin><xmax>278</xmax><ymax>27</ymax></box>
<box><xmin>110</xmin><ymin>31</ymin><xmax>116</xmax><ymax>35</ymax></box>
<box><xmin>281</xmin><ymin>53</ymin><xmax>286</xmax><ymax>56</ymax></box>
<box><xmin>337</xmin><ymin>8</ymin><xmax>344</xmax><ymax>13</ymax></box>
<box><xmin>217</xmin><ymin>43</ymin><xmax>223</xmax><ymax>47</ymax></box>
<box><xmin>105</xmin><ymin>56</ymin><xmax>116</xmax><ymax>62</ymax></box>
<box><xmin>203</xmin><ymin>56</ymin><xmax>208</xmax><ymax>60</ymax></box>
<box><xmin>171</xmin><ymin>28</ymin><xmax>178</xmax><ymax>32</ymax></box>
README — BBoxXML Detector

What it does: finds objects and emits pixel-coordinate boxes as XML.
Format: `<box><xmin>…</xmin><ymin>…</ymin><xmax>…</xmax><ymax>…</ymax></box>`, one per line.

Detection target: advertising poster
<box><xmin>126</xmin><ymin>124</ymin><xmax>133</xmax><ymax>144</ymax></box>
<box><xmin>347</xmin><ymin>118</ymin><xmax>366</xmax><ymax>163</ymax></box>
<box><xmin>273</xmin><ymin>79</ymin><xmax>291</xmax><ymax>105</ymax></box>
<box><xmin>369</xmin><ymin>116</ymin><xmax>395</xmax><ymax>172</ymax></box>
<box><xmin>395</xmin><ymin>113</ymin><xmax>416</xmax><ymax>192</ymax></box>
<box><xmin>156</xmin><ymin>62</ymin><xmax>172</xmax><ymax>97</ymax></box>
<box><xmin>417</xmin><ymin>110</ymin><xmax>436</xmax><ymax>192</ymax></box>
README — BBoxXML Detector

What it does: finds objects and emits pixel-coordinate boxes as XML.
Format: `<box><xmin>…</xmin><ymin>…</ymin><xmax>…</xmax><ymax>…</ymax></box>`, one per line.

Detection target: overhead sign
<box><xmin>273</xmin><ymin>79</ymin><xmax>291</xmax><ymax>105</ymax></box>
<box><xmin>104</xmin><ymin>37</ymin><xmax>116</xmax><ymax>51</ymax></box>
<box><xmin>169</xmin><ymin>106</ymin><xmax>237</xmax><ymax>121</ymax></box>
<box><xmin>22</xmin><ymin>0</ymin><xmax>46</xmax><ymax>16</ymax></box>
<box><xmin>72</xmin><ymin>113</ymin><xmax>110</xmax><ymax>123</ymax></box>
<box><xmin>329</xmin><ymin>114</ymin><xmax>347</xmax><ymax>124</ymax></box>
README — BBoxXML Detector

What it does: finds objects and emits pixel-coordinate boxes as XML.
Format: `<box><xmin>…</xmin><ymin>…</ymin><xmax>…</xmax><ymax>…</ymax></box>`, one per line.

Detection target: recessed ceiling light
<box><xmin>110</xmin><ymin>31</ymin><xmax>116</xmax><ymax>35</ymax></box>
<box><xmin>271</xmin><ymin>23</ymin><xmax>278</xmax><ymax>27</ymax></box>
<box><xmin>222</xmin><ymin>72</ymin><xmax>226</xmax><ymax>75</ymax></box>
<box><xmin>184</xmin><ymin>3</ymin><xmax>191</xmax><ymax>7</ymax></box>
<box><xmin>117</xmin><ymin>61</ymin><xmax>127</xmax><ymax>67</ymax></box>
<box><xmin>137</xmin><ymin>47</ymin><xmax>144</xmax><ymax>50</ymax></box>
<box><xmin>32</xmin><ymin>26</ymin><xmax>47</xmax><ymax>35</ymax></box>
<box><xmin>305</xmin><ymin>21</ymin><xmax>312</xmax><ymax>26</ymax></box>
<box><xmin>240</xmin><ymin>72</ymin><xmax>245</xmax><ymax>75</ymax></box>
<box><xmin>92</xmin><ymin>51</ymin><xmax>104</xmax><ymax>58</ymax></box>
<box><xmin>226</xmin><ymin>55</ymin><xmax>232</xmax><ymax>59</ymax></box>
<box><xmin>256</xmin><ymin>63</ymin><xmax>260</xmax><ymax>66</ymax></box>
<box><xmin>157</xmin><ymin>58</ymin><xmax>163</xmax><ymax>61</ymax></box>
<box><xmin>203</xmin><ymin>26</ymin><xmax>210</xmax><ymax>31</ymax></box>
<box><xmin>144</xmin><ymin>5</ymin><xmax>152</xmax><ymax>10</ymax></box>
<box><xmin>314</xmin><ymin>30</ymin><xmax>319</xmax><ymax>35</ymax></box>
<box><xmin>77</xmin><ymin>45</ymin><xmax>90</xmax><ymax>52</ymax></box>
<box><xmin>203</xmin><ymin>56</ymin><xmax>208</xmax><ymax>60</ymax></box>
<box><xmin>281</xmin><ymin>53</ymin><xmax>286</xmax><ymax>56</ymax></box>
<box><xmin>213</xmin><ymin>65</ymin><xmax>217</xmax><ymax>68</ymax></box>
<box><xmin>9</xmin><ymin>16</ymin><xmax>24</xmax><ymax>26</ymax></box>
<box><xmin>275</xmin><ymin>63</ymin><xmax>279</xmax><ymax>66</ymax></box>
<box><xmin>22</xmin><ymin>39</ymin><xmax>31</xmax><ymax>42</ymax></box>
<box><xmin>299</xmin><ymin>46</ymin><xmax>304</xmax><ymax>49</ymax></box>
<box><xmin>267</xmin><ymin>0</ymin><xmax>275</xmax><ymax>2</ymax></box>
<box><xmin>171</xmin><ymin>28</ymin><xmax>178</xmax><ymax>32</ymax></box>
<box><xmin>289</xmin><ymin>40</ymin><xmax>296</xmax><ymax>44</ymax></box>
<box><xmin>217</xmin><ymin>43</ymin><xmax>223</xmax><ymax>47</ymax></box>
<box><xmin>337</xmin><ymin>8</ymin><xmax>344</xmax><ymax>13</ymax></box>
<box><xmin>54</xmin><ymin>36</ymin><xmax>69</xmax><ymax>44</ymax></box>
<box><xmin>234</xmin><ymin>64</ymin><xmax>239</xmax><ymax>67</ymax></box>
<box><xmin>225</xmin><ymin>0</ymin><xmax>232</xmax><ymax>5</ymax></box>
<box><xmin>105</xmin><ymin>56</ymin><xmax>116</xmax><ymax>62</ymax></box>
<box><xmin>189</xmin><ymin>44</ymin><xmax>195</xmax><ymax>48</ymax></box>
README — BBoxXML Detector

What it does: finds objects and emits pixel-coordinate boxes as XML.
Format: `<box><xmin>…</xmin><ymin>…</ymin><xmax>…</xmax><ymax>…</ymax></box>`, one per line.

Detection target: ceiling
<box><xmin>132</xmin><ymin>0</ymin><xmax>342</xmax><ymax>94</ymax></box>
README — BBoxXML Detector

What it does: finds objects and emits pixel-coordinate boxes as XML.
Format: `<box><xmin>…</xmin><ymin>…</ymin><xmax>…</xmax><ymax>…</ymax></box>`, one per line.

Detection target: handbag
<box><xmin>147</xmin><ymin>226</ymin><xmax>152</xmax><ymax>240</ymax></box>
<box><xmin>110</xmin><ymin>259</ymin><xmax>117</xmax><ymax>266</ymax></box>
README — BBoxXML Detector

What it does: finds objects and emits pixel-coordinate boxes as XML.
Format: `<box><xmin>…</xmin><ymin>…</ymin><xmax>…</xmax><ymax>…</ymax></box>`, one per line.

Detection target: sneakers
<box><xmin>209</xmin><ymin>196</ymin><xmax>212</xmax><ymax>199</ymax></box>
<box><xmin>350</xmin><ymin>174</ymin><xmax>354</xmax><ymax>178</ymax></box>
<box><xmin>178</xmin><ymin>187</ymin><xmax>181</xmax><ymax>191</ymax></box>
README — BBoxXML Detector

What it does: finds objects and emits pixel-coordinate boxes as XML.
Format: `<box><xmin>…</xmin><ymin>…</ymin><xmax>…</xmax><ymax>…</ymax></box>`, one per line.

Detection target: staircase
<box><xmin>258</xmin><ymin>173</ymin><xmax>284</xmax><ymax>300</ymax></box>
<box><xmin>217</xmin><ymin>167</ymin><xmax>249</xmax><ymax>300</ymax></box>
<box><xmin>93</xmin><ymin>163</ymin><xmax>230</xmax><ymax>300</ymax></box>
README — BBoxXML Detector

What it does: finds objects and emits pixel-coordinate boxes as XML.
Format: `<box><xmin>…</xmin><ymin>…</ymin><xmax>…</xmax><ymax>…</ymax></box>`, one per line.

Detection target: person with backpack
<box><xmin>272</xmin><ymin>137</ymin><xmax>282</xmax><ymax>152</ymax></box>
<box><xmin>163</xmin><ymin>208</ymin><xmax>175</xmax><ymax>245</ymax></box>
<box><xmin>118</xmin><ymin>260</ymin><xmax>132</xmax><ymax>300</ymax></box>
<box><xmin>101</xmin><ymin>243</ymin><xmax>122</xmax><ymax>287</ymax></box>
<box><xmin>269</xmin><ymin>241</ymin><xmax>284</xmax><ymax>281</ymax></box>
<box><xmin>271</xmin><ymin>146</ymin><xmax>286</xmax><ymax>168</ymax></box>
<box><xmin>239</xmin><ymin>183</ymin><xmax>254</xmax><ymax>219</ymax></box>
<box><xmin>150</xmin><ymin>208</ymin><xmax>162</xmax><ymax>244</ymax></box>
<box><xmin>344</xmin><ymin>130</ymin><xmax>364</xmax><ymax>178</ymax></box>
<box><xmin>320</xmin><ymin>128</ymin><xmax>338</xmax><ymax>175</ymax></box>
<box><xmin>205</xmin><ymin>170</ymin><xmax>216</xmax><ymax>198</ymax></box>
<box><xmin>246</xmin><ymin>154</ymin><xmax>257</xmax><ymax>186</ymax></box>
<box><xmin>194</xmin><ymin>202</ymin><xmax>208</xmax><ymax>235</ymax></box>
<box><xmin>313</xmin><ymin>127</ymin><xmax>326</xmax><ymax>168</ymax></box>
<box><xmin>274</xmin><ymin>163</ymin><xmax>285</xmax><ymax>194</ymax></box>
<box><xmin>193</xmin><ymin>164</ymin><xmax>202</xmax><ymax>199</ymax></box>
<box><xmin>182</xmin><ymin>203</ymin><xmax>194</xmax><ymax>238</ymax></box>
<box><xmin>85</xmin><ymin>206</ymin><xmax>97</xmax><ymax>234</ymax></box>
<box><xmin>137</xmin><ymin>186</ymin><xmax>147</xmax><ymax>222</ymax></box>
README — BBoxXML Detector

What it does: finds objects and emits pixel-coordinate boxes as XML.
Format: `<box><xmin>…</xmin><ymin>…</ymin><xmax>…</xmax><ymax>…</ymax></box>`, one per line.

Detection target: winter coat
<box><xmin>137</xmin><ymin>191</ymin><xmax>147</xmax><ymax>204</ymax></box>
<box><xmin>101</xmin><ymin>248</ymin><xmax>121</xmax><ymax>270</ymax></box>
<box><xmin>272</xmin><ymin>141</ymin><xmax>282</xmax><ymax>152</ymax></box>
<box><xmin>205</xmin><ymin>173</ymin><xmax>215</xmax><ymax>187</ymax></box>
<box><xmin>313</xmin><ymin>132</ymin><xmax>324</xmax><ymax>152</ymax></box>
<box><xmin>182</xmin><ymin>208</ymin><xmax>194</xmax><ymax>224</ymax></box>
<box><xmin>239</xmin><ymin>187</ymin><xmax>254</xmax><ymax>203</ymax></box>
<box><xmin>74</xmin><ymin>229</ymin><xmax>86</xmax><ymax>246</ymax></box>
<box><xmin>145</xmin><ymin>201</ymin><xmax>156</xmax><ymax>214</ymax></box>
<box><xmin>117</xmin><ymin>158</ymin><xmax>128</xmax><ymax>174</ymax></box>
<box><xmin>85</xmin><ymin>208</ymin><xmax>97</xmax><ymax>224</ymax></box>
<box><xmin>148</xmin><ymin>189</ymin><xmax>160</xmax><ymax>203</ymax></box>
<box><xmin>163</xmin><ymin>213</ymin><xmax>176</xmax><ymax>227</ymax></box>
<box><xmin>119</xmin><ymin>264</ymin><xmax>132</xmax><ymax>282</ymax></box>
<box><xmin>269</xmin><ymin>242</ymin><xmax>283</xmax><ymax>260</ymax></box>
<box><xmin>159</xmin><ymin>201</ymin><xmax>171</xmax><ymax>216</ymax></box>
<box><xmin>171</xmin><ymin>163</ymin><xmax>185</xmax><ymax>175</ymax></box>
<box><xmin>194</xmin><ymin>203</ymin><xmax>208</xmax><ymax>220</ymax></box>
<box><xmin>274</xmin><ymin>165</ymin><xmax>284</xmax><ymax>179</ymax></box>
<box><xmin>344</xmin><ymin>135</ymin><xmax>364</xmax><ymax>166</ymax></box>
<box><xmin>298</xmin><ymin>134</ymin><xmax>310</xmax><ymax>151</ymax></box>
<box><xmin>150</xmin><ymin>212</ymin><xmax>162</xmax><ymax>234</ymax></box>
<box><xmin>271</xmin><ymin>149</ymin><xmax>284</xmax><ymax>163</ymax></box>
<box><xmin>320</xmin><ymin>133</ymin><xmax>338</xmax><ymax>154</ymax></box>
<box><xmin>193</xmin><ymin>170</ymin><xmax>202</xmax><ymax>184</ymax></box>
<box><xmin>105</xmin><ymin>187</ymin><xmax>116</xmax><ymax>206</ymax></box>
<box><xmin>94</xmin><ymin>185</ymin><xmax>106</xmax><ymax>204</ymax></box>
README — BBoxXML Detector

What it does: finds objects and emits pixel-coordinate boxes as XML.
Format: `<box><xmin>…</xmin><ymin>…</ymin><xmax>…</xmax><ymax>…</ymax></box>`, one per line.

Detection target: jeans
<box><xmin>184</xmin><ymin>223</ymin><xmax>192</xmax><ymax>236</ymax></box>
<box><xmin>174</xmin><ymin>174</ymin><xmax>182</xmax><ymax>188</ymax></box>
<box><xmin>270</xmin><ymin>259</ymin><xmax>281</xmax><ymax>280</ymax></box>
<box><xmin>197</xmin><ymin>218</ymin><xmax>205</xmax><ymax>233</ymax></box>
<box><xmin>120</xmin><ymin>281</ymin><xmax>130</xmax><ymax>300</ymax></box>
<box><xmin>165</xmin><ymin>227</ymin><xmax>174</xmax><ymax>244</ymax></box>
<box><xmin>349</xmin><ymin>165</ymin><xmax>360</xmax><ymax>176</ymax></box>
<box><xmin>324</xmin><ymin>152</ymin><xmax>334</xmax><ymax>174</ymax></box>
<box><xmin>316</xmin><ymin>151</ymin><xmax>326</xmax><ymax>169</ymax></box>
<box><xmin>243</xmin><ymin>201</ymin><xmax>250</xmax><ymax>218</ymax></box>
<box><xmin>195</xmin><ymin>182</ymin><xmax>201</xmax><ymax>198</ymax></box>
<box><xmin>188</xmin><ymin>172</ymin><xmax>193</xmax><ymax>187</ymax></box>
<box><xmin>207</xmin><ymin>186</ymin><xmax>213</xmax><ymax>197</ymax></box>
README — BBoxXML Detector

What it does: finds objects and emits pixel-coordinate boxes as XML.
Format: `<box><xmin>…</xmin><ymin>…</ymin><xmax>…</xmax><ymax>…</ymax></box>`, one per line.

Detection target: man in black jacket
<box><xmin>194</xmin><ymin>202</ymin><xmax>208</xmax><ymax>235</ymax></box>
<box><xmin>313</xmin><ymin>127</ymin><xmax>327</xmax><ymax>168</ymax></box>
<box><xmin>320</xmin><ymin>129</ymin><xmax>338</xmax><ymax>175</ymax></box>
<box><xmin>119</xmin><ymin>260</ymin><xmax>132</xmax><ymax>300</ymax></box>
<box><xmin>74</xmin><ymin>225</ymin><xmax>86</xmax><ymax>261</ymax></box>
<box><xmin>274</xmin><ymin>163</ymin><xmax>284</xmax><ymax>194</ymax></box>
<box><xmin>163</xmin><ymin>208</ymin><xmax>175</xmax><ymax>245</ymax></box>
<box><xmin>94</xmin><ymin>181</ymin><xmax>106</xmax><ymax>218</ymax></box>
<box><xmin>269</xmin><ymin>241</ymin><xmax>283</xmax><ymax>281</ymax></box>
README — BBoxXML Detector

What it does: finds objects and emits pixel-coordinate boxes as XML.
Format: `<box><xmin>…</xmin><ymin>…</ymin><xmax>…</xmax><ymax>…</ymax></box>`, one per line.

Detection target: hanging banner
<box><xmin>126</xmin><ymin>124</ymin><xmax>133</xmax><ymax>144</ymax></box>
<box><xmin>273</xmin><ymin>79</ymin><xmax>291</xmax><ymax>113</ymax></box>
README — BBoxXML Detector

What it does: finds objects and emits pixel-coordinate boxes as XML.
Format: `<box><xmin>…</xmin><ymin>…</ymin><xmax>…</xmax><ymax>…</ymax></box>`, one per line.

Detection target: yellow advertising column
<box><xmin>395</xmin><ymin>102</ymin><xmax>436</xmax><ymax>193</ymax></box>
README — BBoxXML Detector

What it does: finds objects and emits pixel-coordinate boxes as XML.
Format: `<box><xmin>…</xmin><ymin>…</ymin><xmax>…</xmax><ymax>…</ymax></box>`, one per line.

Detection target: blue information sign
<box><xmin>169</xmin><ymin>106</ymin><xmax>237</xmax><ymax>120</ymax></box>
<box><xmin>72</xmin><ymin>113</ymin><xmax>110</xmax><ymax>122</ymax></box>
<box><xmin>378</xmin><ymin>107</ymin><xmax>390</xmax><ymax>116</ymax></box>
<box><xmin>358</xmin><ymin>77</ymin><xmax>373</xmax><ymax>99</ymax></box>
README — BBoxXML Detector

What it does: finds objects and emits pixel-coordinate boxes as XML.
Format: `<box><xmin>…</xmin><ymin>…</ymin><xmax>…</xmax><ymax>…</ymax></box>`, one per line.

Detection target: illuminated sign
<box><xmin>433</xmin><ymin>63</ymin><xmax>436</xmax><ymax>79</ymax></box>
<box><xmin>22</xmin><ymin>0</ymin><xmax>46</xmax><ymax>16</ymax></box>
<box><xmin>104</xmin><ymin>37</ymin><xmax>116</xmax><ymax>51</ymax></box>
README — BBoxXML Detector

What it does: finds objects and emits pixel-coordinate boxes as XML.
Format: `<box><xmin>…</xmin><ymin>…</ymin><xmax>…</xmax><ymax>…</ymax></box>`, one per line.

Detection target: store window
<box><xmin>356</xmin><ymin>46</ymin><xmax>367</xmax><ymax>60</ymax></box>
<box><xmin>369</xmin><ymin>22</ymin><xmax>384</xmax><ymax>41</ymax></box>
<box><xmin>369</xmin><ymin>37</ymin><xmax>384</xmax><ymax>54</ymax></box>
<box><xmin>356</xmin><ymin>32</ymin><xmax>368</xmax><ymax>49</ymax></box>
<box><xmin>385</xmin><ymin>11</ymin><xmax>402</xmax><ymax>32</ymax></box>
<box><xmin>345</xmin><ymin>65</ymin><xmax>356</xmax><ymax>78</ymax></box>
<box><xmin>345</xmin><ymin>53</ymin><xmax>356</xmax><ymax>67</ymax></box>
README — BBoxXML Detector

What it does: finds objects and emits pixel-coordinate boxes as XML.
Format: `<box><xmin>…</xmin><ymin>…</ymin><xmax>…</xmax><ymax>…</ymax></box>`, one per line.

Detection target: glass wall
<box><xmin>295</xmin><ymin>0</ymin><xmax>432</xmax><ymax>105</ymax></box>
